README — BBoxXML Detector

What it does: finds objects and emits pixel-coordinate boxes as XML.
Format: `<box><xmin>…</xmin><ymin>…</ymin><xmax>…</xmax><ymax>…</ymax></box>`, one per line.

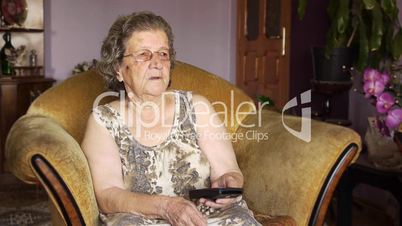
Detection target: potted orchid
<box><xmin>363</xmin><ymin>67</ymin><xmax>402</xmax><ymax>136</ymax></box>
<box><xmin>363</xmin><ymin>65</ymin><xmax>402</xmax><ymax>161</ymax></box>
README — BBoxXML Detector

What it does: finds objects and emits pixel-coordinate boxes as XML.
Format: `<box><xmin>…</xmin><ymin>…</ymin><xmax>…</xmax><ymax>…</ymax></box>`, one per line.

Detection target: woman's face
<box><xmin>117</xmin><ymin>29</ymin><xmax>171</xmax><ymax>100</ymax></box>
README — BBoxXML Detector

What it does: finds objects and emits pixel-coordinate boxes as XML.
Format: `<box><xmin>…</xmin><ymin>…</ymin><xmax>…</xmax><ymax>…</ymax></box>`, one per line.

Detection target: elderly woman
<box><xmin>81</xmin><ymin>11</ymin><xmax>261</xmax><ymax>226</ymax></box>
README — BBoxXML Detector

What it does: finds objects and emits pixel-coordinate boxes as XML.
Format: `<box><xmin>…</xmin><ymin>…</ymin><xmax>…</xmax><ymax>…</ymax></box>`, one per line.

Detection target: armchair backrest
<box><xmin>13</xmin><ymin>61</ymin><xmax>254</xmax><ymax>225</ymax></box>
<box><xmin>27</xmin><ymin>61</ymin><xmax>254</xmax><ymax>144</ymax></box>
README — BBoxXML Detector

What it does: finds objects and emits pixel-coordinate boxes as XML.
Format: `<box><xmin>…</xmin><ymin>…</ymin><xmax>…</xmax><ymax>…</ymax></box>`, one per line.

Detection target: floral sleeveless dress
<box><xmin>93</xmin><ymin>90</ymin><xmax>261</xmax><ymax>226</ymax></box>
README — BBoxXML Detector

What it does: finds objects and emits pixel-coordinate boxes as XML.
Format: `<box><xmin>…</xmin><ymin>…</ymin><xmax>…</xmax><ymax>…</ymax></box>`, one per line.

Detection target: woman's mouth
<box><xmin>149</xmin><ymin>76</ymin><xmax>162</xmax><ymax>80</ymax></box>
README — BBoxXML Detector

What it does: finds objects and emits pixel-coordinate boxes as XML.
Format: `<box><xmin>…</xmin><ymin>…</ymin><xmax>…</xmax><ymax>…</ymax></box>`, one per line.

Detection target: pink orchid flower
<box><xmin>381</xmin><ymin>71</ymin><xmax>390</xmax><ymax>85</ymax></box>
<box><xmin>385</xmin><ymin>108</ymin><xmax>402</xmax><ymax>130</ymax></box>
<box><xmin>363</xmin><ymin>68</ymin><xmax>382</xmax><ymax>82</ymax></box>
<box><xmin>376</xmin><ymin>92</ymin><xmax>395</xmax><ymax>113</ymax></box>
<box><xmin>363</xmin><ymin>80</ymin><xmax>385</xmax><ymax>97</ymax></box>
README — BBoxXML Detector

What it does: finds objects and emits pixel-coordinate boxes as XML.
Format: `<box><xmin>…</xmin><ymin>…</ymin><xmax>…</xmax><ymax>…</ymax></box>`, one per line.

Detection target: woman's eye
<box><xmin>159</xmin><ymin>52</ymin><xmax>169</xmax><ymax>58</ymax></box>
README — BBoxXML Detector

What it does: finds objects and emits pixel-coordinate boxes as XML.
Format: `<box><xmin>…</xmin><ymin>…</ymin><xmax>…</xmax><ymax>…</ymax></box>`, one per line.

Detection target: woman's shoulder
<box><xmin>191</xmin><ymin>93</ymin><xmax>210</xmax><ymax>104</ymax></box>
<box><xmin>106</xmin><ymin>100</ymin><xmax>121</xmax><ymax>109</ymax></box>
<box><xmin>93</xmin><ymin>100</ymin><xmax>120</xmax><ymax>111</ymax></box>
<box><xmin>185</xmin><ymin>93</ymin><xmax>213</xmax><ymax>115</ymax></box>
<box><xmin>171</xmin><ymin>89</ymin><xmax>209</xmax><ymax>104</ymax></box>
<box><xmin>91</xmin><ymin>100</ymin><xmax>121</xmax><ymax>121</ymax></box>
<box><xmin>189</xmin><ymin>93</ymin><xmax>212</xmax><ymax>110</ymax></box>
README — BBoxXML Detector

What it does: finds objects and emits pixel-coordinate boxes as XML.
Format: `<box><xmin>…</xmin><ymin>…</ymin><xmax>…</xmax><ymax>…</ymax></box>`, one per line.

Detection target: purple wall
<box><xmin>289</xmin><ymin>0</ymin><xmax>350</xmax><ymax>120</ymax></box>
<box><xmin>289</xmin><ymin>0</ymin><xmax>330</xmax><ymax>99</ymax></box>
<box><xmin>44</xmin><ymin>0</ymin><xmax>236</xmax><ymax>82</ymax></box>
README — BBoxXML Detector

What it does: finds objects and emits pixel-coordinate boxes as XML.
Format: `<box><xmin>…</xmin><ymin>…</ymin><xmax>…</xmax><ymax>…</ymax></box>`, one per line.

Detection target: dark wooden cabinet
<box><xmin>0</xmin><ymin>77</ymin><xmax>55</xmax><ymax>173</ymax></box>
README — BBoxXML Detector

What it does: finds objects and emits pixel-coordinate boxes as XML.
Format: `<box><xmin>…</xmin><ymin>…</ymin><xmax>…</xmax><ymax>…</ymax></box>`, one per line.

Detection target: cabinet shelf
<box><xmin>0</xmin><ymin>27</ymin><xmax>44</xmax><ymax>33</ymax></box>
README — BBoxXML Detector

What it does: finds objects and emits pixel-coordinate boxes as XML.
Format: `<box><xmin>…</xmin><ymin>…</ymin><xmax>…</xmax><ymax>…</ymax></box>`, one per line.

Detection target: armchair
<box><xmin>5</xmin><ymin>61</ymin><xmax>361</xmax><ymax>225</ymax></box>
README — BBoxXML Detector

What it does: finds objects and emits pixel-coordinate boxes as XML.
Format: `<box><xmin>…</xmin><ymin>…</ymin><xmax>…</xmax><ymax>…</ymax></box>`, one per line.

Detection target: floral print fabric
<box><xmin>93</xmin><ymin>90</ymin><xmax>261</xmax><ymax>226</ymax></box>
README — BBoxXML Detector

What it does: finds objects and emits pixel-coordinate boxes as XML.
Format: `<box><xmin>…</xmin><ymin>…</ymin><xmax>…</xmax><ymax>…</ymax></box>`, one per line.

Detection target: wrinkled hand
<box><xmin>199</xmin><ymin>172</ymin><xmax>243</xmax><ymax>209</ymax></box>
<box><xmin>162</xmin><ymin>196</ymin><xmax>207</xmax><ymax>226</ymax></box>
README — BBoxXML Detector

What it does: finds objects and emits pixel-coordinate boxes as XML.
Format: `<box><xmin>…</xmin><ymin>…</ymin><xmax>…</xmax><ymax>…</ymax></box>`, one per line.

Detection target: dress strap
<box><xmin>92</xmin><ymin>105</ymin><xmax>127</xmax><ymax>142</ymax></box>
<box><xmin>185</xmin><ymin>91</ymin><xmax>197</xmax><ymax>126</ymax></box>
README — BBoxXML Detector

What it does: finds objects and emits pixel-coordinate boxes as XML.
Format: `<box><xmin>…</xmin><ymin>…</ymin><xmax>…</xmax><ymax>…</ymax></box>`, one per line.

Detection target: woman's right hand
<box><xmin>160</xmin><ymin>196</ymin><xmax>207</xmax><ymax>226</ymax></box>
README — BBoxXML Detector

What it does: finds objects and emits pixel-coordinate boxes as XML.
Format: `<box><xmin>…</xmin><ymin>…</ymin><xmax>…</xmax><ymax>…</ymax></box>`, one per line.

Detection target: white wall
<box><xmin>45</xmin><ymin>0</ymin><xmax>237</xmax><ymax>82</ymax></box>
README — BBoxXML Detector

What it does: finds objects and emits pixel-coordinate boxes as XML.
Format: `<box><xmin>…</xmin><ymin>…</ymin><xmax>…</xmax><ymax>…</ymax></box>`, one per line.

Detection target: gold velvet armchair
<box><xmin>5</xmin><ymin>61</ymin><xmax>361</xmax><ymax>226</ymax></box>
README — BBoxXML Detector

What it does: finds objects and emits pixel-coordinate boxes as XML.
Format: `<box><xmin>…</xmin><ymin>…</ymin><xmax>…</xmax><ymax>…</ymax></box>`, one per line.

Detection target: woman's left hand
<box><xmin>199</xmin><ymin>172</ymin><xmax>243</xmax><ymax>209</ymax></box>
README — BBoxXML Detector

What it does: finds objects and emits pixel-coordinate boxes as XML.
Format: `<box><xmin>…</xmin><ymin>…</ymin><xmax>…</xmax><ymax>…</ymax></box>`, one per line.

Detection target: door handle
<box><xmin>282</xmin><ymin>27</ymin><xmax>286</xmax><ymax>56</ymax></box>
<box><xmin>255</xmin><ymin>56</ymin><xmax>260</xmax><ymax>81</ymax></box>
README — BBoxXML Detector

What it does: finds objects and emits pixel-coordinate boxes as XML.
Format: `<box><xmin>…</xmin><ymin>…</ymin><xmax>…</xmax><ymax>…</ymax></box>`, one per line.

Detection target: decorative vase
<box><xmin>365</xmin><ymin>117</ymin><xmax>402</xmax><ymax>170</ymax></box>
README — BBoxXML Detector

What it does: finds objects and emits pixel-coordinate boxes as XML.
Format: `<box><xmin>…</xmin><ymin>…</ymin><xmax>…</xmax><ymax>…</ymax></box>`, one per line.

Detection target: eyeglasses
<box><xmin>123</xmin><ymin>49</ymin><xmax>170</xmax><ymax>62</ymax></box>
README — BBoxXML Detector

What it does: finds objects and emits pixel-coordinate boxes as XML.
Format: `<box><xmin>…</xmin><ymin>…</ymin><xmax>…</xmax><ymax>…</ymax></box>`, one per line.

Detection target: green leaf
<box><xmin>381</xmin><ymin>0</ymin><xmax>398</xmax><ymax>20</ymax></box>
<box><xmin>367</xmin><ymin>50</ymin><xmax>382</xmax><ymax>69</ymax></box>
<box><xmin>362</xmin><ymin>0</ymin><xmax>376</xmax><ymax>9</ymax></box>
<box><xmin>356</xmin><ymin>19</ymin><xmax>369</xmax><ymax>71</ymax></box>
<box><xmin>369</xmin><ymin>3</ymin><xmax>383</xmax><ymax>51</ymax></box>
<box><xmin>336</xmin><ymin>0</ymin><xmax>350</xmax><ymax>34</ymax></box>
<box><xmin>325</xmin><ymin>22</ymin><xmax>338</xmax><ymax>57</ymax></box>
<box><xmin>297</xmin><ymin>0</ymin><xmax>308</xmax><ymax>20</ymax></box>
<box><xmin>327</xmin><ymin>0</ymin><xmax>338</xmax><ymax>20</ymax></box>
<box><xmin>392</xmin><ymin>29</ymin><xmax>402</xmax><ymax>60</ymax></box>
<box><xmin>257</xmin><ymin>95</ymin><xmax>275</xmax><ymax>107</ymax></box>
<box><xmin>383</xmin><ymin>21</ymin><xmax>393</xmax><ymax>54</ymax></box>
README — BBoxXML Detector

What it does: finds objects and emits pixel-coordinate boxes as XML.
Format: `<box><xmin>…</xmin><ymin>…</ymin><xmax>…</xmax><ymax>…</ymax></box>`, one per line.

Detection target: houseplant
<box><xmin>300</xmin><ymin>0</ymin><xmax>402</xmax><ymax>166</ymax></box>
<box><xmin>363</xmin><ymin>64</ymin><xmax>402</xmax><ymax>168</ymax></box>
<box><xmin>298</xmin><ymin>0</ymin><xmax>402</xmax><ymax>80</ymax></box>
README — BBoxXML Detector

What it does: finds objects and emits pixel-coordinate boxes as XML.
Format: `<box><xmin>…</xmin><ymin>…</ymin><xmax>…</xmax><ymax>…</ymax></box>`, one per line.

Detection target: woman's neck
<box><xmin>127</xmin><ymin>92</ymin><xmax>163</xmax><ymax>108</ymax></box>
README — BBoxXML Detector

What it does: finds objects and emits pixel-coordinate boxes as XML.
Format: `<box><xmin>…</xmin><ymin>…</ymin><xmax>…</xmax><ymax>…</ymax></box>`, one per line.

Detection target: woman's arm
<box><xmin>81</xmin><ymin>113</ymin><xmax>163</xmax><ymax>216</ymax></box>
<box><xmin>81</xmin><ymin>113</ymin><xmax>206</xmax><ymax>226</ymax></box>
<box><xmin>192</xmin><ymin>94</ymin><xmax>244</xmax><ymax>207</ymax></box>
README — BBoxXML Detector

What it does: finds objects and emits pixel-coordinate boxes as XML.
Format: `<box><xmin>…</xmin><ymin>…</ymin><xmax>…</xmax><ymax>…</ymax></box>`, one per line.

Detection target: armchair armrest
<box><xmin>233</xmin><ymin>110</ymin><xmax>361</xmax><ymax>226</ymax></box>
<box><xmin>5</xmin><ymin>115</ymin><xmax>99</xmax><ymax>226</ymax></box>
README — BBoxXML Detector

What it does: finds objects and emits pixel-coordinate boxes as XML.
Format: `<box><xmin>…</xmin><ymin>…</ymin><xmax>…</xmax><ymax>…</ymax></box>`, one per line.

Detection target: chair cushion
<box><xmin>255</xmin><ymin>213</ymin><xmax>297</xmax><ymax>226</ymax></box>
<box><xmin>170</xmin><ymin>61</ymin><xmax>254</xmax><ymax>134</ymax></box>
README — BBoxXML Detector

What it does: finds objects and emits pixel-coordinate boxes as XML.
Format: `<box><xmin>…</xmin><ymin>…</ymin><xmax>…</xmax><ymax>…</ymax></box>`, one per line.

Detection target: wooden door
<box><xmin>236</xmin><ymin>0</ymin><xmax>291</xmax><ymax>108</ymax></box>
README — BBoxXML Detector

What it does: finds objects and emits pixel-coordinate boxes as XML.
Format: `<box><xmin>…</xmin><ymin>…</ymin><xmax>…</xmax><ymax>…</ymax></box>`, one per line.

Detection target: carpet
<box><xmin>0</xmin><ymin>173</ymin><xmax>51</xmax><ymax>226</ymax></box>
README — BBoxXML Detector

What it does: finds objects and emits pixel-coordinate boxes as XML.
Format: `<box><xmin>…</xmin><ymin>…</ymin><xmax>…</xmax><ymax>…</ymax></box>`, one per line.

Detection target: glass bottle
<box><xmin>29</xmin><ymin>49</ymin><xmax>37</xmax><ymax>67</ymax></box>
<box><xmin>0</xmin><ymin>32</ymin><xmax>15</xmax><ymax>76</ymax></box>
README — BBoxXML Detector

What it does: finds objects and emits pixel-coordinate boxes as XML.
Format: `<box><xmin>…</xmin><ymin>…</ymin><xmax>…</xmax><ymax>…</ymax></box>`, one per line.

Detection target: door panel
<box><xmin>237</xmin><ymin>0</ymin><xmax>291</xmax><ymax>108</ymax></box>
<box><xmin>246</xmin><ymin>0</ymin><xmax>260</xmax><ymax>40</ymax></box>
<box><xmin>265</xmin><ymin>0</ymin><xmax>281</xmax><ymax>38</ymax></box>
<box><xmin>240</xmin><ymin>51</ymin><xmax>259</xmax><ymax>95</ymax></box>
<box><xmin>244</xmin><ymin>51</ymin><xmax>258</xmax><ymax>83</ymax></box>
<box><xmin>262</xmin><ymin>50</ymin><xmax>280</xmax><ymax>84</ymax></box>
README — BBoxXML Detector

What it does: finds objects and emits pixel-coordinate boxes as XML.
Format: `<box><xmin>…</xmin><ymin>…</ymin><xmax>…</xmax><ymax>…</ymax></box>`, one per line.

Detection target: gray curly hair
<box><xmin>96</xmin><ymin>11</ymin><xmax>176</xmax><ymax>92</ymax></box>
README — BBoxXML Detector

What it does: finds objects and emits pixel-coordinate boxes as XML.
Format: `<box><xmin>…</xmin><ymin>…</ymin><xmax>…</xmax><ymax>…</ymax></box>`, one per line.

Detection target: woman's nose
<box><xmin>148</xmin><ymin>54</ymin><xmax>163</xmax><ymax>69</ymax></box>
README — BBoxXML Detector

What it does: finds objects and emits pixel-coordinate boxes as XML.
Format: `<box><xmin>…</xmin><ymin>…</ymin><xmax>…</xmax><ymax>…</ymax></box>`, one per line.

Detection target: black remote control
<box><xmin>189</xmin><ymin>188</ymin><xmax>243</xmax><ymax>200</ymax></box>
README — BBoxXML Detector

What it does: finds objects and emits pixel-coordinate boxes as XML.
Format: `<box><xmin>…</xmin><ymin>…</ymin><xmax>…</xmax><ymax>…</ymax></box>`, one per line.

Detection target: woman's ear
<box><xmin>115</xmin><ymin>64</ymin><xmax>123</xmax><ymax>82</ymax></box>
<box><xmin>116</xmin><ymin>71</ymin><xmax>123</xmax><ymax>82</ymax></box>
